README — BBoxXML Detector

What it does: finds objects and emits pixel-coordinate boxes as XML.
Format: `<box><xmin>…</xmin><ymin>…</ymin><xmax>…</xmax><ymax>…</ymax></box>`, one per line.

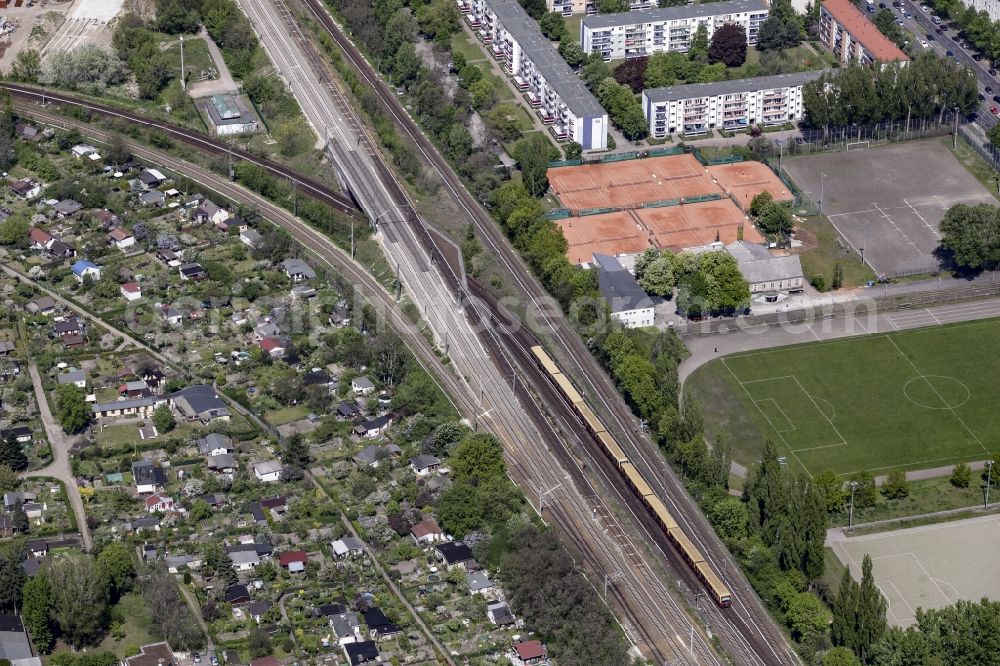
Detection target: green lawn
<box><xmin>266</xmin><ymin>405</ymin><xmax>311</xmax><ymax>425</ymax></box>
<box><xmin>451</xmin><ymin>31</ymin><xmax>488</xmax><ymax>64</ymax></box>
<box><xmin>795</xmin><ymin>215</ymin><xmax>876</xmax><ymax>289</ymax></box>
<box><xmin>94</xmin><ymin>593</ymin><xmax>154</xmax><ymax>657</ymax></box>
<box><xmin>949</xmin><ymin>136</ymin><xmax>1000</xmax><ymax>203</ymax></box>
<box><xmin>688</xmin><ymin>319</ymin><xmax>1000</xmax><ymax>477</ymax></box>
<box><xmin>161</xmin><ymin>37</ymin><xmax>217</xmax><ymax>83</ymax></box>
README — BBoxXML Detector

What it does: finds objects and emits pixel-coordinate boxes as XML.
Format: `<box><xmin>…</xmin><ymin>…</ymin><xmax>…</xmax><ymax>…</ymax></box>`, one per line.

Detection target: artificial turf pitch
<box><xmin>701</xmin><ymin>319</ymin><xmax>1000</xmax><ymax>477</ymax></box>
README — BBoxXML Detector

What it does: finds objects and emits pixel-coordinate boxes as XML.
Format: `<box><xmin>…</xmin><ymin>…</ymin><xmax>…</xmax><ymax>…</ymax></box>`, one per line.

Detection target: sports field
<box><xmin>691</xmin><ymin>318</ymin><xmax>1000</xmax><ymax>476</ymax></box>
<box><xmin>830</xmin><ymin>515</ymin><xmax>1000</xmax><ymax>627</ymax></box>
<box><xmin>784</xmin><ymin>140</ymin><xmax>996</xmax><ymax>276</ymax></box>
<box><xmin>548</xmin><ymin>154</ymin><xmax>721</xmax><ymax>211</ymax></box>
<box><xmin>708</xmin><ymin>161</ymin><xmax>793</xmax><ymax>211</ymax></box>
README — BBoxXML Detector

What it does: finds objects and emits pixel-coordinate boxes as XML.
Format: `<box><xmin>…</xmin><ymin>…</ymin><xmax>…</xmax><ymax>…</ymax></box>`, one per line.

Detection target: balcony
<box><xmin>722</xmin><ymin>118</ymin><xmax>749</xmax><ymax>130</ymax></box>
<box><xmin>513</xmin><ymin>76</ymin><xmax>529</xmax><ymax>91</ymax></box>
<box><xmin>683</xmin><ymin>123</ymin><xmax>709</xmax><ymax>135</ymax></box>
<box><xmin>525</xmin><ymin>93</ymin><xmax>542</xmax><ymax>108</ymax></box>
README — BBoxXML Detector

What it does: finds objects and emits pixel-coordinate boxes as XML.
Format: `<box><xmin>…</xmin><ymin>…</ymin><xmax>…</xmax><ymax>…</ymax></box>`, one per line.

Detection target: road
<box><xmin>235</xmin><ymin>0</ymin><xmax>752</xmax><ymax>660</ymax></box>
<box><xmin>23</xmin><ymin>363</ymin><xmax>92</xmax><ymax>552</ymax></box>
<box><xmin>894</xmin><ymin>0</ymin><xmax>999</xmax><ymax>135</ymax></box>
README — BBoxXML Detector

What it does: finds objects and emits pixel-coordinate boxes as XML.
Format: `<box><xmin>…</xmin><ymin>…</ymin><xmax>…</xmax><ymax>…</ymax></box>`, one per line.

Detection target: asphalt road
<box><xmin>892</xmin><ymin>0</ymin><xmax>1000</xmax><ymax>134</ymax></box>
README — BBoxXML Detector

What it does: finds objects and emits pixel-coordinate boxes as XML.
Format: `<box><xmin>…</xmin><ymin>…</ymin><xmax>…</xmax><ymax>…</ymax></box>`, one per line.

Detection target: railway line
<box><xmin>0</xmin><ymin>83</ymin><xmax>360</xmax><ymax>216</ymax></box>
<box><xmin>286</xmin><ymin>1</ymin><xmax>797</xmax><ymax>662</ymax></box>
<box><xmin>8</xmin><ymin>55</ymin><xmax>791</xmax><ymax>662</ymax></box>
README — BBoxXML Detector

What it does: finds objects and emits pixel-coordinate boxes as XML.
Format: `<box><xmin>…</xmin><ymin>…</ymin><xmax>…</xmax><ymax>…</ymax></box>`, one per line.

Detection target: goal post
<box><xmin>846</xmin><ymin>141</ymin><xmax>870</xmax><ymax>151</ymax></box>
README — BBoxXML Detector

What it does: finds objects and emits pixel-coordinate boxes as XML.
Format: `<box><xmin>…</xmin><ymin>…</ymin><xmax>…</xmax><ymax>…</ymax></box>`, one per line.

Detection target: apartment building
<box><xmin>641</xmin><ymin>70</ymin><xmax>827</xmax><ymax>137</ymax></box>
<box><xmin>461</xmin><ymin>0</ymin><xmax>609</xmax><ymax>149</ymax></box>
<box><xmin>546</xmin><ymin>0</ymin><xmax>655</xmax><ymax>18</ymax></box>
<box><xmin>819</xmin><ymin>0</ymin><xmax>909</xmax><ymax>65</ymax></box>
<box><xmin>580</xmin><ymin>0</ymin><xmax>769</xmax><ymax>61</ymax></box>
<box><xmin>964</xmin><ymin>0</ymin><xmax>1000</xmax><ymax>21</ymax></box>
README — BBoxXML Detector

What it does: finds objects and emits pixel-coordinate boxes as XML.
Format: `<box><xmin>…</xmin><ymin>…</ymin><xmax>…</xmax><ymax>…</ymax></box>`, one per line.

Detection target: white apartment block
<box><xmin>548</xmin><ymin>0</ymin><xmax>655</xmax><ymax>18</ymax></box>
<box><xmin>580</xmin><ymin>0</ymin><xmax>768</xmax><ymax>61</ymax></box>
<box><xmin>964</xmin><ymin>0</ymin><xmax>1000</xmax><ymax>21</ymax></box>
<box><xmin>460</xmin><ymin>0</ymin><xmax>609</xmax><ymax>149</ymax></box>
<box><xmin>819</xmin><ymin>0</ymin><xmax>910</xmax><ymax>64</ymax></box>
<box><xmin>641</xmin><ymin>70</ymin><xmax>827</xmax><ymax>137</ymax></box>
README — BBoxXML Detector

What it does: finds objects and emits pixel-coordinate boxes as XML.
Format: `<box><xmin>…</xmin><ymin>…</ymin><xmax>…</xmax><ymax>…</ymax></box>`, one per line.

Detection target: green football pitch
<box><xmin>691</xmin><ymin>319</ymin><xmax>1000</xmax><ymax>477</ymax></box>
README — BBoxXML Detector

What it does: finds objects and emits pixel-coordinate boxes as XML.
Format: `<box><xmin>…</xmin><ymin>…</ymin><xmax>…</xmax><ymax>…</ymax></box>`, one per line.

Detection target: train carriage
<box><xmin>552</xmin><ymin>372</ymin><xmax>584</xmax><ymax>405</ymax></box>
<box><xmin>577</xmin><ymin>403</ymin><xmax>607</xmax><ymax>436</ymax></box>
<box><xmin>667</xmin><ymin>526</ymin><xmax>704</xmax><ymax>567</ymax></box>
<box><xmin>695</xmin><ymin>561</ymin><xmax>732</xmax><ymax>607</ymax></box>
<box><xmin>597</xmin><ymin>431</ymin><xmax>629</xmax><ymax>467</ymax></box>
<box><xmin>646</xmin><ymin>495</ymin><xmax>678</xmax><ymax>532</ymax></box>
<box><xmin>530</xmin><ymin>345</ymin><xmax>560</xmax><ymax>376</ymax></box>
<box><xmin>621</xmin><ymin>462</ymin><xmax>654</xmax><ymax>498</ymax></box>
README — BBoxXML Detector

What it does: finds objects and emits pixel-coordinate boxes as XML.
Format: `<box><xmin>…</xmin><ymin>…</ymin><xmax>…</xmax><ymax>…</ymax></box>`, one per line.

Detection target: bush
<box><xmin>951</xmin><ymin>462</ymin><xmax>971</xmax><ymax>488</ymax></box>
<box><xmin>810</xmin><ymin>275</ymin><xmax>827</xmax><ymax>291</ymax></box>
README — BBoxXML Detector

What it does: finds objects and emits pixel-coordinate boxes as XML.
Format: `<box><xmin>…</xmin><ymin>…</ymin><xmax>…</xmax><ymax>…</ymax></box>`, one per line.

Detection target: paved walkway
<box><xmin>186</xmin><ymin>28</ymin><xmax>238</xmax><ymax>98</ymax></box>
<box><xmin>23</xmin><ymin>363</ymin><xmax>92</xmax><ymax>551</ymax></box>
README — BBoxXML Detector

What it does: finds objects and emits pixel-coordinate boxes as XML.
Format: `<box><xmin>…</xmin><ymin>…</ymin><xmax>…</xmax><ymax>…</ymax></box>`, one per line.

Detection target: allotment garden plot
<box><xmin>717</xmin><ymin>319</ymin><xmax>1000</xmax><ymax>476</ymax></box>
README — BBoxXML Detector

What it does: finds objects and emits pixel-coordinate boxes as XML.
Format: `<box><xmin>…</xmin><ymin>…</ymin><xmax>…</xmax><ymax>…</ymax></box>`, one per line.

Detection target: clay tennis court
<box><xmin>708</xmin><ymin>161</ymin><xmax>792</xmax><ymax>211</ymax></box>
<box><xmin>548</xmin><ymin>154</ymin><xmax>722</xmax><ymax>211</ymax></box>
<box><xmin>635</xmin><ymin>199</ymin><xmax>760</xmax><ymax>252</ymax></box>
<box><xmin>556</xmin><ymin>212</ymin><xmax>652</xmax><ymax>265</ymax></box>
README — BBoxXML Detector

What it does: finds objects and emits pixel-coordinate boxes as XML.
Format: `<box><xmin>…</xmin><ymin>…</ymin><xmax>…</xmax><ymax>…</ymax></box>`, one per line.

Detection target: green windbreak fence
<box><xmin>706</xmin><ymin>155</ymin><xmax>745</xmax><ymax>165</ymax></box>
<box><xmin>548</xmin><ymin>159</ymin><xmax>583</xmax><ymax>168</ymax></box>
<box><xmin>544</xmin><ymin>209</ymin><xmax>573</xmax><ymax>220</ymax></box>
<box><xmin>684</xmin><ymin>193</ymin><xmax>723</xmax><ymax>203</ymax></box>
<box><xmin>601</xmin><ymin>151</ymin><xmax>639</xmax><ymax>163</ymax></box>
<box><xmin>579</xmin><ymin>207</ymin><xmax>617</xmax><ymax>216</ymax></box>
<box><xmin>643</xmin><ymin>199</ymin><xmax>682</xmax><ymax>208</ymax></box>
<box><xmin>648</xmin><ymin>145</ymin><xmax>685</xmax><ymax>157</ymax></box>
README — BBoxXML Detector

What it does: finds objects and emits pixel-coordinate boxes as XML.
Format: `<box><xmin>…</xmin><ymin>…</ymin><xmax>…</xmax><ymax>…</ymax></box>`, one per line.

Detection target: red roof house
<box><xmin>514</xmin><ymin>640</ymin><xmax>546</xmax><ymax>663</ymax></box>
<box><xmin>278</xmin><ymin>551</ymin><xmax>308</xmax><ymax>571</ymax></box>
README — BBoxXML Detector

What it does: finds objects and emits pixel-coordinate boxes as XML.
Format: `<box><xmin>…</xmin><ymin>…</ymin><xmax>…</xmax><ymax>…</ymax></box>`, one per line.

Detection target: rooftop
<box><xmin>582</xmin><ymin>0</ymin><xmax>768</xmax><ymax>29</ymax></box>
<box><xmin>821</xmin><ymin>0</ymin><xmax>910</xmax><ymax>62</ymax></box>
<box><xmin>486</xmin><ymin>0</ymin><xmax>604</xmax><ymax>119</ymax></box>
<box><xmin>594</xmin><ymin>253</ymin><xmax>653</xmax><ymax>314</ymax></box>
<box><xmin>644</xmin><ymin>70</ymin><xmax>830</xmax><ymax>103</ymax></box>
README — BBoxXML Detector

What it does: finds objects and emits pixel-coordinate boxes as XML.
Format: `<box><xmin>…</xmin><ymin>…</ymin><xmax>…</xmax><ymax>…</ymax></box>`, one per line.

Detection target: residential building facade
<box><xmin>461</xmin><ymin>0</ymin><xmax>609</xmax><ymax>149</ymax></box>
<box><xmin>580</xmin><ymin>0</ymin><xmax>768</xmax><ymax>61</ymax></box>
<box><xmin>641</xmin><ymin>70</ymin><xmax>827</xmax><ymax>137</ymax></box>
<box><xmin>594</xmin><ymin>253</ymin><xmax>654</xmax><ymax>329</ymax></box>
<box><xmin>819</xmin><ymin>0</ymin><xmax>910</xmax><ymax>65</ymax></box>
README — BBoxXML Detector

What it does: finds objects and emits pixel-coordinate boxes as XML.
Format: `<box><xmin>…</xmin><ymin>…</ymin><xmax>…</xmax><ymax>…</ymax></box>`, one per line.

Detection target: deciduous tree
<box><xmin>881</xmin><ymin>469</ymin><xmax>909</xmax><ymax>499</ymax></box>
<box><xmin>22</xmin><ymin>574</ymin><xmax>53</xmax><ymax>653</ymax></box>
<box><xmin>55</xmin><ymin>384</ymin><xmax>91</xmax><ymax>435</ymax></box>
<box><xmin>513</xmin><ymin>133</ymin><xmax>554</xmax><ymax>196</ymax></box>
<box><xmin>708</xmin><ymin>24</ymin><xmax>748</xmax><ymax>67</ymax></box>
<box><xmin>48</xmin><ymin>553</ymin><xmax>108</xmax><ymax>648</ymax></box>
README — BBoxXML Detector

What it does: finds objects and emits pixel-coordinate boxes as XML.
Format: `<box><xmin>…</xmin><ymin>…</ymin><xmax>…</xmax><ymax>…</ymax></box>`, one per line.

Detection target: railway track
<box><xmin>285</xmin><ymin>1</ymin><xmax>797</xmax><ymax>662</ymax></box>
<box><xmin>11</xmin><ymin>68</ymin><xmax>789</xmax><ymax>659</ymax></box>
<box><xmin>0</xmin><ymin>83</ymin><xmax>360</xmax><ymax>216</ymax></box>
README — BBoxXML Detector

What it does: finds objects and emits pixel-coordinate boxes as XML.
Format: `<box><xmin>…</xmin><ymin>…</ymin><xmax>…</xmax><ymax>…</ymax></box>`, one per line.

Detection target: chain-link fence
<box><xmin>958</xmin><ymin>124</ymin><xmax>1000</xmax><ymax>177</ymax></box>
<box><xmin>766</xmin><ymin>114</ymin><xmax>958</xmax><ymax>158</ymax></box>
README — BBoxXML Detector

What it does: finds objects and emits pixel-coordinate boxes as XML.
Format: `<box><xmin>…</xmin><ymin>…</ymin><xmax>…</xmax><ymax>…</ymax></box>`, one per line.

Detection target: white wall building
<box><xmin>581</xmin><ymin>0</ymin><xmax>768</xmax><ymax>61</ymax></box>
<box><xmin>547</xmin><ymin>0</ymin><xmax>655</xmax><ymax>18</ymax></box>
<box><xmin>641</xmin><ymin>70</ymin><xmax>827</xmax><ymax>137</ymax></box>
<box><xmin>461</xmin><ymin>0</ymin><xmax>609</xmax><ymax>150</ymax></box>
<box><xmin>725</xmin><ymin>241</ymin><xmax>804</xmax><ymax>296</ymax></box>
<box><xmin>594</xmin><ymin>253</ymin><xmax>654</xmax><ymax>329</ymax></box>
<box><xmin>965</xmin><ymin>0</ymin><xmax>1000</xmax><ymax>21</ymax></box>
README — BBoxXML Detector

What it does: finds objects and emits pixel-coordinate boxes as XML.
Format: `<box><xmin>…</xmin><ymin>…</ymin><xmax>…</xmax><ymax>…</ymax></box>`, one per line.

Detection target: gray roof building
<box><xmin>643</xmin><ymin>70</ymin><xmax>829</xmax><ymax>104</ymax></box>
<box><xmin>593</xmin><ymin>253</ymin><xmax>654</xmax><ymax>315</ymax></box>
<box><xmin>280</xmin><ymin>258</ymin><xmax>317</xmax><ymax>280</ymax></box>
<box><xmin>725</xmin><ymin>241</ymin><xmax>804</xmax><ymax>291</ymax></box>
<box><xmin>169</xmin><ymin>385</ymin><xmax>230</xmax><ymax>422</ymax></box>
<box><xmin>581</xmin><ymin>0</ymin><xmax>768</xmax><ymax>29</ymax></box>
<box><xmin>198</xmin><ymin>433</ymin><xmax>234</xmax><ymax>455</ymax></box>
<box><xmin>0</xmin><ymin>614</ymin><xmax>34</xmax><ymax>661</ymax></box>
<box><xmin>56</xmin><ymin>370</ymin><xmax>86</xmax><ymax>385</ymax></box>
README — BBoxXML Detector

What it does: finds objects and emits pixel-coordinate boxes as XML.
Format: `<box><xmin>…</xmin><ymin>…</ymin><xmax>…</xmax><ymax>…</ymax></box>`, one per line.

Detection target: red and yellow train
<box><xmin>531</xmin><ymin>345</ymin><xmax>732</xmax><ymax>608</ymax></box>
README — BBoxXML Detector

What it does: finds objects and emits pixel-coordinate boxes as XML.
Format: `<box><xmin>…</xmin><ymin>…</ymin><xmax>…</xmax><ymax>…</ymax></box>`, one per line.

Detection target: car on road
<box><xmin>921</xmin><ymin>4</ymin><xmax>929</xmax><ymax>10</ymax></box>
<box><xmin>946</xmin><ymin>50</ymin><xmax>954</xmax><ymax>56</ymax></box>
<box><xmin>986</xmin><ymin>85</ymin><xmax>994</xmax><ymax>93</ymax></box>
<box><xmin>867</xmin><ymin>4</ymin><xmax>876</xmax><ymax>11</ymax></box>
<box><xmin>904</xmin><ymin>11</ymin><xmax>912</xmax><ymax>18</ymax></box>
<box><xmin>980</xmin><ymin>93</ymin><xmax>987</xmax><ymax>101</ymax></box>
<box><xmin>991</xmin><ymin>106</ymin><xmax>999</xmax><ymax>115</ymax></box>
<box><xmin>920</xmin><ymin>40</ymin><xmax>929</xmax><ymax>48</ymax></box>
<box><xmin>975</xmin><ymin>54</ymin><xmax>983</xmax><ymax>61</ymax></box>
<box><xmin>991</xmin><ymin>68</ymin><xmax>998</xmax><ymax>75</ymax></box>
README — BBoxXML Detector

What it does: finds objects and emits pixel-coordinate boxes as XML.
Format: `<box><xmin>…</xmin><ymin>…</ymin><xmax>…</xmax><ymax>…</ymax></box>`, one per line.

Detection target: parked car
<box><xmin>991</xmin><ymin>106</ymin><xmax>999</xmax><ymax>116</ymax></box>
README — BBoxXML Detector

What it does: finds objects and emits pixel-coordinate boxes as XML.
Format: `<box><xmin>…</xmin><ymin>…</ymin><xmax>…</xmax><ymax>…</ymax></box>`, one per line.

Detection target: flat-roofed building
<box><xmin>581</xmin><ymin>0</ymin><xmax>768</xmax><ymax>61</ymax></box>
<box><xmin>819</xmin><ymin>0</ymin><xmax>909</xmax><ymax>65</ymax></box>
<box><xmin>202</xmin><ymin>94</ymin><xmax>260</xmax><ymax>136</ymax></box>
<box><xmin>465</xmin><ymin>0</ymin><xmax>608</xmax><ymax>149</ymax></box>
<box><xmin>642</xmin><ymin>70</ymin><xmax>828</xmax><ymax>137</ymax></box>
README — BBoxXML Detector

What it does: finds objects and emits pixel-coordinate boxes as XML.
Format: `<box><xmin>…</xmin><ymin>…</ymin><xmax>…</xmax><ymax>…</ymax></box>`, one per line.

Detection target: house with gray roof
<box><xmin>280</xmin><ymin>258</ymin><xmax>317</xmax><ymax>282</ymax></box>
<box><xmin>198</xmin><ymin>433</ymin><xmax>234</xmax><ymax>456</ymax></box>
<box><xmin>168</xmin><ymin>385</ymin><xmax>230</xmax><ymax>423</ymax></box>
<box><xmin>594</xmin><ymin>253</ymin><xmax>654</xmax><ymax>329</ymax></box>
<box><xmin>725</xmin><ymin>241</ymin><xmax>803</xmax><ymax>297</ymax></box>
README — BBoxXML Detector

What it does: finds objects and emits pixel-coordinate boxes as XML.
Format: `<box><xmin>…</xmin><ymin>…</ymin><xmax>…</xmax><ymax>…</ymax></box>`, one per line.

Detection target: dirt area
<box><xmin>0</xmin><ymin>3</ymin><xmax>70</xmax><ymax>71</ymax></box>
<box><xmin>42</xmin><ymin>0</ymin><xmax>122</xmax><ymax>54</ymax></box>
<box><xmin>186</xmin><ymin>27</ymin><xmax>238</xmax><ymax>99</ymax></box>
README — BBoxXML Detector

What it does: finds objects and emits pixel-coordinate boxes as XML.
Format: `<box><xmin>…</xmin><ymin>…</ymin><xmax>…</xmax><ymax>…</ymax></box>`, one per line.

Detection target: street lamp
<box><xmin>986</xmin><ymin>460</ymin><xmax>995</xmax><ymax>510</ymax></box>
<box><xmin>849</xmin><ymin>480</ymin><xmax>858</xmax><ymax>531</ymax></box>
<box><xmin>819</xmin><ymin>172</ymin><xmax>827</xmax><ymax>214</ymax></box>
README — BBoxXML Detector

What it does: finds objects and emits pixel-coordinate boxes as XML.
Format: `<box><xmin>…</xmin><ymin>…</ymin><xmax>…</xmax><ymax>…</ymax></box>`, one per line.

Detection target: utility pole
<box><xmin>986</xmin><ymin>460</ymin><xmax>994</xmax><ymax>510</ymax></box>
<box><xmin>848</xmin><ymin>480</ymin><xmax>858</xmax><ymax>531</ymax></box>
<box><xmin>179</xmin><ymin>35</ymin><xmax>186</xmax><ymax>91</ymax></box>
<box><xmin>954</xmin><ymin>107</ymin><xmax>960</xmax><ymax>151</ymax></box>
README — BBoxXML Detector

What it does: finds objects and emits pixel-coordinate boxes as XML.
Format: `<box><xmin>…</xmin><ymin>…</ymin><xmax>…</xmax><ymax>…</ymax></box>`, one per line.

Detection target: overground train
<box><xmin>531</xmin><ymin>345</ymin><xmax>732</xmax><ymax>608</ymax></box>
